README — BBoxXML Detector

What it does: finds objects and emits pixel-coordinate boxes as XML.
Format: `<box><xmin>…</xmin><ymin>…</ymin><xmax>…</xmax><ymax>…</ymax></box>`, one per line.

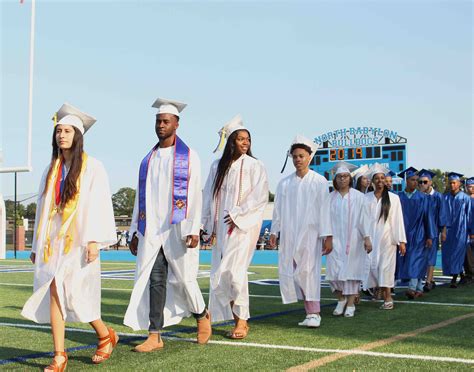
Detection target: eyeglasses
<box><xmin>418</xmin><ymin>180</ymin><xmax>429</xmax><ymax>185</ymax></box>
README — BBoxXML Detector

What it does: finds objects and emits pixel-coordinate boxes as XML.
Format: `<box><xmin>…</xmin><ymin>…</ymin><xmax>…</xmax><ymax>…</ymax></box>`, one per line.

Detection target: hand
<box><xmin>30</xmin><ymin>252</ymin><xmax>36</xmax><ymax>264</ymax></box>
<box><xmin>186</xmin><ymin>235</ymin><xmax>199</xmax><ymax>248</ymax></box>
<box><xmin>86</xmin><ymin>242</ymin><xmax>99</xmax><ymax>263</ymax></box>
<box><xmin>269</xmin><ymin>234</ymin><xmax>277</xmax><ymax>248</ymax></box>
<box><xmin>322</xmin><ymin>237</ymin><xmax>333</xmax><ymax>256</ymax></box>
<box><xmin>399</xmin><ymin>242</ymin><xmax>406</xmax><ymax>256</ymax></box>
<box><xmin>224</xmin><ymin>214</ymin><xmax>236</xmax><ymax>228</ymax></box>
<box><xmin>129</xmin><ymin>234</ymin><xmax>138</xmax><ymax>256</ymax></box>
<box><xmin>364</xmin><ymin>237</ymin><xmax>372</xmax><ymax>254</ymax></box>
<box><xmin>425</xmin><ymin>238</ymin><xmax>433</xmax><ymax>249</ymax></box>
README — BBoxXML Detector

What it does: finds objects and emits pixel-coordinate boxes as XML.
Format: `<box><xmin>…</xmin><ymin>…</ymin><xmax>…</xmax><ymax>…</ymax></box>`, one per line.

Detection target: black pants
<box><xmin>149</xmin><ymin>248</ymin><xmax>168</xmax><ymax>332</ymax></box>
<box><xmin>148</xmin><ymin>248</ymin><xmax>207</xmax><ymax>332</ymax></box>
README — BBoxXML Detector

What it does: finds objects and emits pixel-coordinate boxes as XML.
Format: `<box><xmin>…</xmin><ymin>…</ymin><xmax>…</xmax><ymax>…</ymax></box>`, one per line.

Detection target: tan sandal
<box><xmin>44</xmin><ymin>351</ymin><xmax>68</xmax><ymax>372</ymax></box>
<box><xmin>92</xmin><ymin>327</ymin><xmax>119</xmax><ymax>364</ymax></box>
<box><xmin>229</xmin><ymin>319</ymin><xmax>249</xmax><ymax>339</ymax></box>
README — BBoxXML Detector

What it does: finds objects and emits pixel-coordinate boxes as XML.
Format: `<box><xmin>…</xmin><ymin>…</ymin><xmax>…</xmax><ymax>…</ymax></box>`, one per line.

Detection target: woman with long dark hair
<box><xmin>202</xmin><ymin>115</ymin><xmax>268</xmax><ymax>339</ymax></box>
<box><xmin>22</xmin><ymin>103</ymin><xmax>118</xmax><ymax>370</ymax></box>
<box><xmin>363</xmin><ymin>163</ymin><xmax>406</xmax><ymax>310</ymax></box>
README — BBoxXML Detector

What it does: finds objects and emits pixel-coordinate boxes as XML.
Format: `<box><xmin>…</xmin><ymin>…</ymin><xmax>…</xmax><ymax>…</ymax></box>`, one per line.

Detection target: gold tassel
<box><xmin>53</xmin><ymin>112</ymin><xmax>58</xmax><ymax>127</ymax></box>
<box><xmin>212</xmin><ymin>129</ymin><xmax>227</xmax><ymax>153</ymax></box>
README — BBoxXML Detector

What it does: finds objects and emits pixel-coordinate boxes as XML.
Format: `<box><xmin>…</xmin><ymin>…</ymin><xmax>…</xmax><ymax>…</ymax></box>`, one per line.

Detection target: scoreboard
<box><xmin>311</xmin><ymin>127</ymin><xmax>407</xmax><ymax>192</ymax></box>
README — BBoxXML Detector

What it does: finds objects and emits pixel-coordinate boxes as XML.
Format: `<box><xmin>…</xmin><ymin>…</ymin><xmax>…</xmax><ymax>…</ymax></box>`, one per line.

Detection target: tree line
<box><xmin>2</xmin><ymin>168</ymin><xmax>461</xmax><ymax>221</ymax></box>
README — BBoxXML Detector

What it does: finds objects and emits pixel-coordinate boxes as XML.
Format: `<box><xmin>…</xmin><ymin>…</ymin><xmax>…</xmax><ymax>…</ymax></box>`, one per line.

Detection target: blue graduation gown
<box><xmin>397</xmin><ymin>190</ymin><xmax>436</xmax><ymax>280</ymax></box>
<box><xmin>442</xmin><ymin>191</ymin><xmax>472</xmax><ymax>275</ymax></box>
<box><xmin>427</xmin><ymin>190</ymin><xmax>448</xmax><ymax>266</ymax></box>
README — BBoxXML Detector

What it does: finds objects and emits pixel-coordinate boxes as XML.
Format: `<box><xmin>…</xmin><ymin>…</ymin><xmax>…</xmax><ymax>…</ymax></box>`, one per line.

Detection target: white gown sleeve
<box><xmin>390</xmin><ymin>194</ymin><xmax>407</xmax><ymax>245</ymax></box>
<box><xmin>316</xmin><ymin>181</ymin><xmax>332</xmax><ymax>238</ymax></box>
<box><xmin>229</xmin><ymin>160</ymin><xmax>269</xmax><ymax>232</ymax></box>
<box><xmin>270</xmin><ymin>180</ymin><xmax>283</xmax><ymax>236</ymax></box>
<box><xmin>31</xmin><ymin>167</ymin><xmax>50</xmax><ymax>254</ymax></box>
<box><xmin>129</xmin><ymin>181</ymin><xmax>139</xmax><ymax>239</ymax></box>
<box><xmin>202</xmin><ymin>161</ymin><xmax>218</xmax><ymax>237</ymax></box>
<box><xmin>180</xmin><ymin>150</ymin><xmax>203</xmax><ymax>238</ymax></box>
<box><xmin>357</xmin><ymin>193</ymin><xmax>371</xmax><ymax>239</ymax></box>
<box><xmin>80</xmin><ymin>161</ymin><xmax>117</xmax><ymax>249</ymax></box>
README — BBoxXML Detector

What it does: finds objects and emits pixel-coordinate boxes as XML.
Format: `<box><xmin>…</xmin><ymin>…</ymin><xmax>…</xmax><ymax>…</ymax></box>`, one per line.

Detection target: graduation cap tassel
<box><xmin>280</xmin><ymin>151</ymin><xmax>290</xmax><ymax>173</ymax></box>
<box><xmin>213</xmin><ymin>129</ymin><xmax>227</xmax><ymax>153</ymax></box>
<box><xmin>53</xmin><ymin>112</ymin><xmax>58</xmax><ymax>127</ymax></box>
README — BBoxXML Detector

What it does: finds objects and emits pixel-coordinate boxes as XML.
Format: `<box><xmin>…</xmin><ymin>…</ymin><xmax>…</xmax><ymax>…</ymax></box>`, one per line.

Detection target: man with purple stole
<box><xmin>397</xmin><ymin>167</ymin><xmax>435</xmax><ymax>299</ymax></box>
<box><xmin>417</xmin><ymin>169</ymin><xmax>447</xmax><ymax>291</ymax></box>
<box><xmin>124</xmin><ymin>98</ymin><xmax>211</xmax><ymax>351</ymax></box>
<box><xmin>442</xmin><ymin>172</ymin><xmax>473</xmax><ymax>288</ymax></box>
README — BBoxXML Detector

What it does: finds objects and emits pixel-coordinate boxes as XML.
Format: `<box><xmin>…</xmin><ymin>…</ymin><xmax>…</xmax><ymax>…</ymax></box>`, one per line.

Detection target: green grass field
<box><xmin>1</xmin><ymin>259</ymin><xmax>473</xmax><ymax>371</ymax></box>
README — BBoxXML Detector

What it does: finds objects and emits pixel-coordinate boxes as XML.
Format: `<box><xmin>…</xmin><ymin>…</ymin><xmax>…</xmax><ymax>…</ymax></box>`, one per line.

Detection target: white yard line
<box><xmin>1</xmin><ymin>282</ymin><xmax>472</xmax><ymax>308</ymax></box>
<box><xmin>0</xmin><ymin>322</ymin><xmax>472</xmax><ymax>365</ymax></box>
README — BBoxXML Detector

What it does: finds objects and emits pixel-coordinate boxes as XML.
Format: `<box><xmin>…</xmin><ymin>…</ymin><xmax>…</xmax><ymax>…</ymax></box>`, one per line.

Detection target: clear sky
<box><xmin>1</xmin><ymin>0</ymin><xmax>472</xmax><ymax>199</ymax></box>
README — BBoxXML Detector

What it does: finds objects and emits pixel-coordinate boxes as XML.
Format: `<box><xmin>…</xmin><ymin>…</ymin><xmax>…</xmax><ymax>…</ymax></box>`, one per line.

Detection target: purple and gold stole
<box><xmin>137</xmin><ymin>136</ymin><xmax>190</xmax><ymax>236</ymax></box>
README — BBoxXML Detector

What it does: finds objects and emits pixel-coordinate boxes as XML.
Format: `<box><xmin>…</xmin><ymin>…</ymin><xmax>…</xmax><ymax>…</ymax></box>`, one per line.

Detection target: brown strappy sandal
<box><xmin>229</xmin><ymin>318</ymin><xmax>249</xmax><ymax>340</ymax></box>
<box><xmin>92</xmin><ymin>327</ymin><xmax>119</xmax><ymax>364</ymax></box>
<box><xmin>44</xmin><ymin>351</ymin><xmax>68</xmax><ymax>372</ymax></box>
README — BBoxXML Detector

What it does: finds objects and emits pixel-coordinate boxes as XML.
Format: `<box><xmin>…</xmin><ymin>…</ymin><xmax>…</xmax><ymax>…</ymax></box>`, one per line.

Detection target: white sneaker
<box><xmin>306</xmin><ymin>314</ymin><xmax>321</xmax><ymax>328</ymax></box>
<box><xmin>298</xmin><ymin>316</ymin><xmax>309</xmax><ymax>326</ymax></box>
<box><xmin>344</xmin><ymin>305</ymin><xmax>356</xmax><ymax>317</ymax></box>
<box><xmin>333</xmin><ymin>300</ymin><xmax>347</xmax><ymax>316</ymax></box>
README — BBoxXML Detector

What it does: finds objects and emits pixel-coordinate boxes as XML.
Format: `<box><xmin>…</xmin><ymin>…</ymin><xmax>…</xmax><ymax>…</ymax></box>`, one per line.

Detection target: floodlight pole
<box><xmin>0</xmin><ymin>0</ymin><xmax>35</xmax><ymax>175</ymax></box>
<box><xmin>26</xmin><ymin>0</ymin><xmax>35</xmax><ymax>170</ymax></box>
<box><xmin>14</xmin><ymin>173</ymin><xmax>17</xmax><ymax>259</ymax></box>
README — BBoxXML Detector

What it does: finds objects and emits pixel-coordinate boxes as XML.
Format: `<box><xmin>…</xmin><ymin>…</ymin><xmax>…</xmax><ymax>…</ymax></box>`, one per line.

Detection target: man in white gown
<box><xmin>270</xmin><ymin>135</ymin><xmax>332</xmax><ymax>328</ymax></box>
<box><xmin>124</xmin><ymin>98</ymin><xmax>211</xmax><ymax>351</ymax></box>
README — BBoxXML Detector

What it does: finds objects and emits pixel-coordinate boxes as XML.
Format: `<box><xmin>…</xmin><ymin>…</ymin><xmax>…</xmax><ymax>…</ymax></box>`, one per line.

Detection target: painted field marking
<box><xmin>286</xmin><ymin>312</ymin><xmax>474</xmax><ymax>370</ymax></box>
<box><xmin>1</xmin><ymin>282</ymin><xmax>473</xmax><ymax>308</ymax></box>
<box><xmin>1</xmin><ymin>321</ymin><xmax>473</xmax><ymax>366</ymax></box>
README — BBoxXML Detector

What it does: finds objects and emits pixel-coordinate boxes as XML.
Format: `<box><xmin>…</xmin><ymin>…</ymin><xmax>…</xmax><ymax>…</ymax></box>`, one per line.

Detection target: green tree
<box><xmin>25</xmin><ymin>202</ymin><xmax>37</xmax><ymax>219</ymax></box>
<box><xmin>429</xmin><ymin>169</ymin><xmax>447</xmax><ymax>193</ymax></box>
<box><xmin>5</xmin><ymin>200</ymin><xmax>26</xmax><ymax>220</ymax></box>
<box><xmin>112</xmin><ymin>187</ymin><xmax>136</xmax><ymax>216</ymax></box>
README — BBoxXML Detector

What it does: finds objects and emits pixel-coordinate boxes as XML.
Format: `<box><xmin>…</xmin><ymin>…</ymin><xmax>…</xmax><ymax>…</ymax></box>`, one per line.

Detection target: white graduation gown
<box><xmin>202</xmin><ymin>154</ymin><xmax>268</xmax><ymax>321</ymax></box>
<box><xmin>326</xmin><ymin>188</ymin><xmax>371</xmax><ymax>282</ymax></box>
<box><xmin>124</xmin><ymin>146</ymin><xmax>205</xmax><ymax>331</ymax></box>
<box><xmin>364</xmin><ymin>191</ymin><xmax>406</xmax><ymax>289</ymax></box>
<box><xmin>21</xmin><ymin>157</ymin><xmax>117</xmax><ymax>323</ymax></box>
<box><xmin>271</xmin><ymin>171</ymin><xmax>331</xmax><ymax>304</ymax></box>
<box><xmin>0</xmin><ymin>193</ymin><xmax>5</xmax><ymax>259</ymax></box>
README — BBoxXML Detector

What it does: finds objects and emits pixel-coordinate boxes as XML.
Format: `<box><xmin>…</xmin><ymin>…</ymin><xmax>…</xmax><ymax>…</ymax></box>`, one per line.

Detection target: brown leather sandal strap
<box><xmin>98</xmin><ymin>333</ymin><xmax>111</xmax><ymax>341</ymax></box>
<box><xmin>94</xmin><ymin>350</ymin><xmax>111</xmax><ymax>359</ymax></box>
<box><xmin>97</xmin><ymin>338</ymin><xmax>112</xmax><ymax>349</ymax></box>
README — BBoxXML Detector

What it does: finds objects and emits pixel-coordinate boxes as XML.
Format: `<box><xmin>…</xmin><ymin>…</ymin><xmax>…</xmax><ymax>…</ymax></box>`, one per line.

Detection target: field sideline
<box><xmin>0</xmin><ymin>259</ymin><xmax>473</xmax><ymax>371</ymax></box>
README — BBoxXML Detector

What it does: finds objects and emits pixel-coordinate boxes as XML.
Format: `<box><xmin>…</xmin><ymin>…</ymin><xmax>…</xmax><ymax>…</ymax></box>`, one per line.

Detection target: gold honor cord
<box><xmin>36</xmin><ymin>153</ymin><xmax>89</xmax><ymax>263</ymax></box>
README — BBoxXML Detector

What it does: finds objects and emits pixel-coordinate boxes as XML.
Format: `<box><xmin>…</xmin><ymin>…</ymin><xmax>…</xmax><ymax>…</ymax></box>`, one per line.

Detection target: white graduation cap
<box><xmin>54</xmin><ymin>103</ymin><xmax>97</xmax><ymax>135</ymax></box>
<box><xmin>351</xmin><ymin>164</ymin><xmax>370</xmax><ymax>183</ymax></box>
<box><xmin>330</xmin><ymin>161</ymin><xmax>358</xmax><ymax>176</ymax></box>
<box><xmin>368</xmin><ymin>163</ymin><xmax>389</xmax><ymax>179</ymax></box>
<box><xmin>152</xmin><ymin>97</ymin><xmax>187</xmax><ymax>117</ymax></box>
<box><xmin>280</xmin><ymin>134</ymin><xmax>319</xmax><ymax>173</ymax></box>
<box><xmin>213</xmin><ymin>114</ymin><xmax>247</xmax><ymax>153</ymax></box>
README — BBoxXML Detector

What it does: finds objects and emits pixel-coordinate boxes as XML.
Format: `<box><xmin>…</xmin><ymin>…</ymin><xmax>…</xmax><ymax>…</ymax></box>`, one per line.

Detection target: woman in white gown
<box><xmin>364</xmin><ymin>163</ymin><xmax>407</xmax><ymax>310</ymax></box>
<box><xmin>327</xmin><ymin>162</ymin><xmax>372</xmax><ymax>317</ymax></box>
<box><xmin>21</xmin><ymin>104</ymin><xmax>118</xmax><ymax>370</ymax></box>
<box><xmin>202</xmin><ymin>115</ymin><xmax>268</xmax><ymax>339</ymax></box>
